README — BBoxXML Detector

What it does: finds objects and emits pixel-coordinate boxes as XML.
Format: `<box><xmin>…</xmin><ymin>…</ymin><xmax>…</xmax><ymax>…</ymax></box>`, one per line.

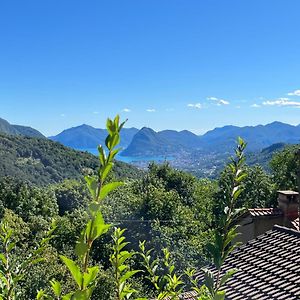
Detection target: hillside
<box><xmin>12</xmin><ymin>125</ymin><xmax>46</xmax><ymax>138</ymax></box>
<box><xmin>50</xmin><ymin>124</ymin><xmax>138</xmax><ymax>149</ymax></box>
<box><xmin>0</xmin><ymin>134</ymin><xmax>141</xmax><ymax>185</ymax></box>
<box><xmin>0</xmin><ymin>118</ymin><xmax>19</xmax><ymax>135</ymax></box>
<box><xmin>247</xmin><ymin>142</ymin><xmax>287</xmax><ymax>171</ymax></box>
<box><xmin>0</xmin><ymin>117</ymin><xmax>45</xmax><ymax>138</ymax></box>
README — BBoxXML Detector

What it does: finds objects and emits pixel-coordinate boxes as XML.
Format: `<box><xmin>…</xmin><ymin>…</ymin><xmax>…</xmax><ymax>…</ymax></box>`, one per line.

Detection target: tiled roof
<box><xmin>291</xmin><ymin>218</ymin><xmax>300</xmax><ymax>231</ymax></box>
<box><xmin>185</xmin><ymin>225</ymin><xmax>300</xmax><ymax>300</ymax></box>
<box><xmin>248</xmin><ymin>208</ymin><xmax>283</xmax><ymax>217</ymax></box>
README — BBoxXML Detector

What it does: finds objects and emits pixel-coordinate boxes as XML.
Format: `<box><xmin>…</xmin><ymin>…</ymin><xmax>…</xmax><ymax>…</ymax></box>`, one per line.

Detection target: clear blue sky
<box><xmin>1</xmin><ymin>0</ymin><xmax>300</xmax><ymax>136</ymax></box>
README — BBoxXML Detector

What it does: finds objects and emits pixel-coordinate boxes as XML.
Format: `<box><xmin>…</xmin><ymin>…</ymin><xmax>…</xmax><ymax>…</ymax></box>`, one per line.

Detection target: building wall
<box><xmin>237</xmin><ymin>216</ymin><xmax>284</xmax><ymax>244</ymax></box>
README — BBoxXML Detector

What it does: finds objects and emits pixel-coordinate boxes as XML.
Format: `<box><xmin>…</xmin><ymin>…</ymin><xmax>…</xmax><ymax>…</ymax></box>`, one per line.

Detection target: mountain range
<box><xmin>48</xmin><ymin>121</ymin><xmax>300</xmax><ymax>157</ymax></box>
<box><xmin>1</xmin><ymin>117</ymin><xmax>300</xmax><ymax>159</ymax></box>
<box><xmin>131</xmin><ymin>121</ymin><xmax>300</xmax><ymax>156</ymax></box>
<box><xmin>198</xmin><ymin>122</ymin><xmax>300</xmax><ymax>153</ymax></box>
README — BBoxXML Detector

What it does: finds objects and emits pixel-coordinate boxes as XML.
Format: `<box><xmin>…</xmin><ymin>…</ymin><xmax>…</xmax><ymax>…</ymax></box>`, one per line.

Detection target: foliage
<box><xmin>241</xmin><ymin>165</ymin><xmax>276</xmax><ymax>207</ymax></box>
<box><xmin>0</xmin><ymin>177</ymin><xmax>58</xmax><ymax>223</ymax></box>
<box><xmin>139</xmin><ymin>241</ymin><xmax>183</xmax><ymax>300</ymax></box>
<box><xmin>110</xmin><ymin>228</ymin><xmax>140</xmax><ymax>300</ymax></box>
<box><xmin>126</xmin><ymin>163</ymin><xmax>215</xmax><ymax>270</ymax></box>
<box><xmin>270</xmin><ymin>144</ymin><xmax>300</xmax><ymax>190</ymax></box>
<box><xmin>188</xmin><ymin>138</ymin><xmax>248</xmax><ymax>300</ymax></box>
<box><xmin>217</xmin><ymin>164</ymin><xmax>276</xmax><ymax>210</ymax></box>
<box><xmin>0</xmin><ymin>218</ymin><xmax>56</xmax><ymax>300</ymax></box>
<box><xmin>52</xmin><ymin>179</ymin><xmax>91</xmax><ymax>215</ymax></box>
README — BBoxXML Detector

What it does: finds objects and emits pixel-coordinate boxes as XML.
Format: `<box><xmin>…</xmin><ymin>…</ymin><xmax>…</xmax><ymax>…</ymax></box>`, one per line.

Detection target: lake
<box><xmin>76</xmin><ymin>148</ymin><xmax>174</xmax><ymax>163</ymax></box>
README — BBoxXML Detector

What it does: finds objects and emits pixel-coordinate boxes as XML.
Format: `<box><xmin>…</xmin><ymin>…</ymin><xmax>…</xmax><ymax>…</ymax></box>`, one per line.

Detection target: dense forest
<box><xmin>0</xmin><ymin>116</ymin><xmax>299</xmax><ymax>299</ymax></box>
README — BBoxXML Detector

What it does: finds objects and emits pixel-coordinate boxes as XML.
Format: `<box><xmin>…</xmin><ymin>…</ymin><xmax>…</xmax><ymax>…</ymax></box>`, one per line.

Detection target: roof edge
<box><xmin>273</xmin><ymin>224</ymin><xmax>300</xmax><ymax>237</ymax></box>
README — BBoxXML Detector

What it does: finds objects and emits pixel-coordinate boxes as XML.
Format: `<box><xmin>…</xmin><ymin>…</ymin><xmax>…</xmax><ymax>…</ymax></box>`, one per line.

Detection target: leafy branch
<box><xmin>139</xmin><ymin>241</ymin><xmax>183</xmax><ymax>300</ymax></box>
<box><xmin>188</xmin><ymin>137</ymin><xmax>247</xmax><ymax>300</ymax></box>
<box><xmin>38</xmin><ymin>115</ymin><xmax>126</xmax><ymax>300</ymax></box>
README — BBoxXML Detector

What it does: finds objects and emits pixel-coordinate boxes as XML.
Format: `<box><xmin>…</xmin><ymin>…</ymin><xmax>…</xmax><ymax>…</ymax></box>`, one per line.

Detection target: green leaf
<box><xmin>101</xmin><ymin>162</ymin><xmax>113</xmax><ymax>182</ymax></box>
<box><xmin>7</xmin><ymin>241</ymin><xmax>16</xmax><ymax>252</ymax></box>
<box><xmin>75</xmin><ymin>239</ymin><xmax>89</xmax><ymax>259</ymax></box>
<box><xmin>236</xmin><ymin>173</ymin><xmax>247</xmax><ymax>183</ymax></box>
<box><xmin>0</xmin><ymin>254</ymin><xmax>7</xmax><ymax>265</ymax></box>
<box><xmin>60</xmin><ymin>256</ymin><xmax>82</xmax><ymax>288</ymax></box>
<box><xmin>214</xmin><ymin>290</ymin><xmax>226</xmax><ymax>300</ymax></box>
<box><xmin>232</xmin><ymin>188</ymin><xmax>243</xmax><ymax>201</ymax></box>
<box><xmin>88</xmin><ymin>202</ymin><xmax>101</xmax><ymax>214</ymax></box>
<box><xmin>106</xmin><ymin>118</ymin><xmax>115</xmax><ymax>136</ymax></box>
<box><xmin>65</xmin><ymin>290</ymin><xmax>94</xmax><ymax>300</ymax></box>
<box><xmin>105</xmin><ymin>133</ymin><xmax>120</xmax><ymax>150</ymax></box>
<box><xmin>99</xmin><ymin>182</ymin><xmax>123</xmax><ymax>200</ymax></box>
<box><xmin>120</xmin><ymin>270</ymin><xmax>140</xmax><ymax>284</ymax></box>
<box><xmin>203</xmin><ymin>268</ymin><xmax>215</xmax><ymax>296</ymax></box>
<box><xmin>83</xmin><ymin>266</ymin><xmax>99</xmax><ymax>289</ymax></box>
<box><xmin>50</xmin><ymin>280</ymin><xmax>61</xmax><ymax>297</ymax></box>
<box><xmin>114</xmin><ymin>115</ymin><xmax>120</xmax><ymax>129</ymax></box>
<box><xmin>88</xmin><ymin>211</ymin><xmax>111</xmax><ymax>240</ymax></box>
<box><xmin>118</xmin><ymin>251</ymin><xmax>133</xmax><ymax>265</ymax></box>
<box><xmin>108</xmin><ymin>148</ymin><xmax>121</xmax><ymax>161</ymax></box>
<box><xmin>85</xmin><ymin>176</ymin><xmax>98</xmax><ymax>199</ymax></box>
<box><xmin>119</xmin><ymin>119</ymin><xmax>127</xmax><ymax>132</ymax></box>
<box><xmin>219</xmin><ymin>269</ymin><xmax>237</xmax><ymax>287</ymax></box>
<box><xmin>36</xmin><ymin>290</ymin><xmax>48</xmax><ymax>300</ymax></box>
<box><xmin>98</xmin><ymin>145</ymin><xmax>107</xmax><ymax>166</ymax></box>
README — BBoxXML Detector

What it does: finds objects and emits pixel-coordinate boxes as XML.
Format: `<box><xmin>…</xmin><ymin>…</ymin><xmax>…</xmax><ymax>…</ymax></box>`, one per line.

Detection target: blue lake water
<box><xmin>77</xmin><ymin>148</ymin><xmax>174</xmax><ymax>163</ymax></box>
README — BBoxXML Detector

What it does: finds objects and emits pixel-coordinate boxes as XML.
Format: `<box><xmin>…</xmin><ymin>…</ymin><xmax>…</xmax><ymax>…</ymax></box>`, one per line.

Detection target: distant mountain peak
<box><xmin>266</xmin><ymin>121</ymin><xmax>291</xmax><ymax>127</ymax></box>
<box><xmin>50</xmin><ymin>124</ymin><xmax>139</xmax><ymax>149</ymax></box>
<box><xmin>140</xmin><ymin>126</ymin><xmax>155</xmax><ymax>132</ymax></box>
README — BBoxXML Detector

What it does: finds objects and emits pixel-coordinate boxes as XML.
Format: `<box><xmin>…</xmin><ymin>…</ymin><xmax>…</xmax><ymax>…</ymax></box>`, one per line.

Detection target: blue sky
<box><xmin>1</xmin><ymin>0</ymin><xmax>300</xmax><ymax>136</ymax></box>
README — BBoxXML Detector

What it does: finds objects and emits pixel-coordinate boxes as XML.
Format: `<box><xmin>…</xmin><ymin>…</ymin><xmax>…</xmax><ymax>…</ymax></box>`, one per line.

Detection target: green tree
<box><xmin>241</xmin><ymin>165</ymin><xmax>276</xmax><ymax>207</ymax></box>
<box><xmin>270</xmin><ymin>144</ymin><xmax>300</xmax><ymax>190</ymax></box>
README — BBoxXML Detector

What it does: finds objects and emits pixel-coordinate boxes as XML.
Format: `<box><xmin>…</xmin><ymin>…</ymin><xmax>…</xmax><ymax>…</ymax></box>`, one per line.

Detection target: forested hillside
<box><xmin>0</xmin><ymin>134</ymin><xmax>141</xmax><ymax>185</ymax></box>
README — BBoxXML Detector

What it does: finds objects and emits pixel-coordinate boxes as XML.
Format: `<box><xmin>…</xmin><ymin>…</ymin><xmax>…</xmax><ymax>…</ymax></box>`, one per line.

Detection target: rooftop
<box><xmin>248</xmin><ymin>208</ymin><xmax>283</xmax><ymax>217</ymax></box>
<box><xmin>278</xmin><ymin>190</ymin><xmax>299</xmax><ymax>196</ymax></box>
<box><xmin>291</xmin><ymin>218</ymin><xmax>300</xmax><ymax>231</ymax></box>
<box><xmin>185</xmin><ymin>225</ymin><xmax>300</xmax><ymax>300</ymax></box>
